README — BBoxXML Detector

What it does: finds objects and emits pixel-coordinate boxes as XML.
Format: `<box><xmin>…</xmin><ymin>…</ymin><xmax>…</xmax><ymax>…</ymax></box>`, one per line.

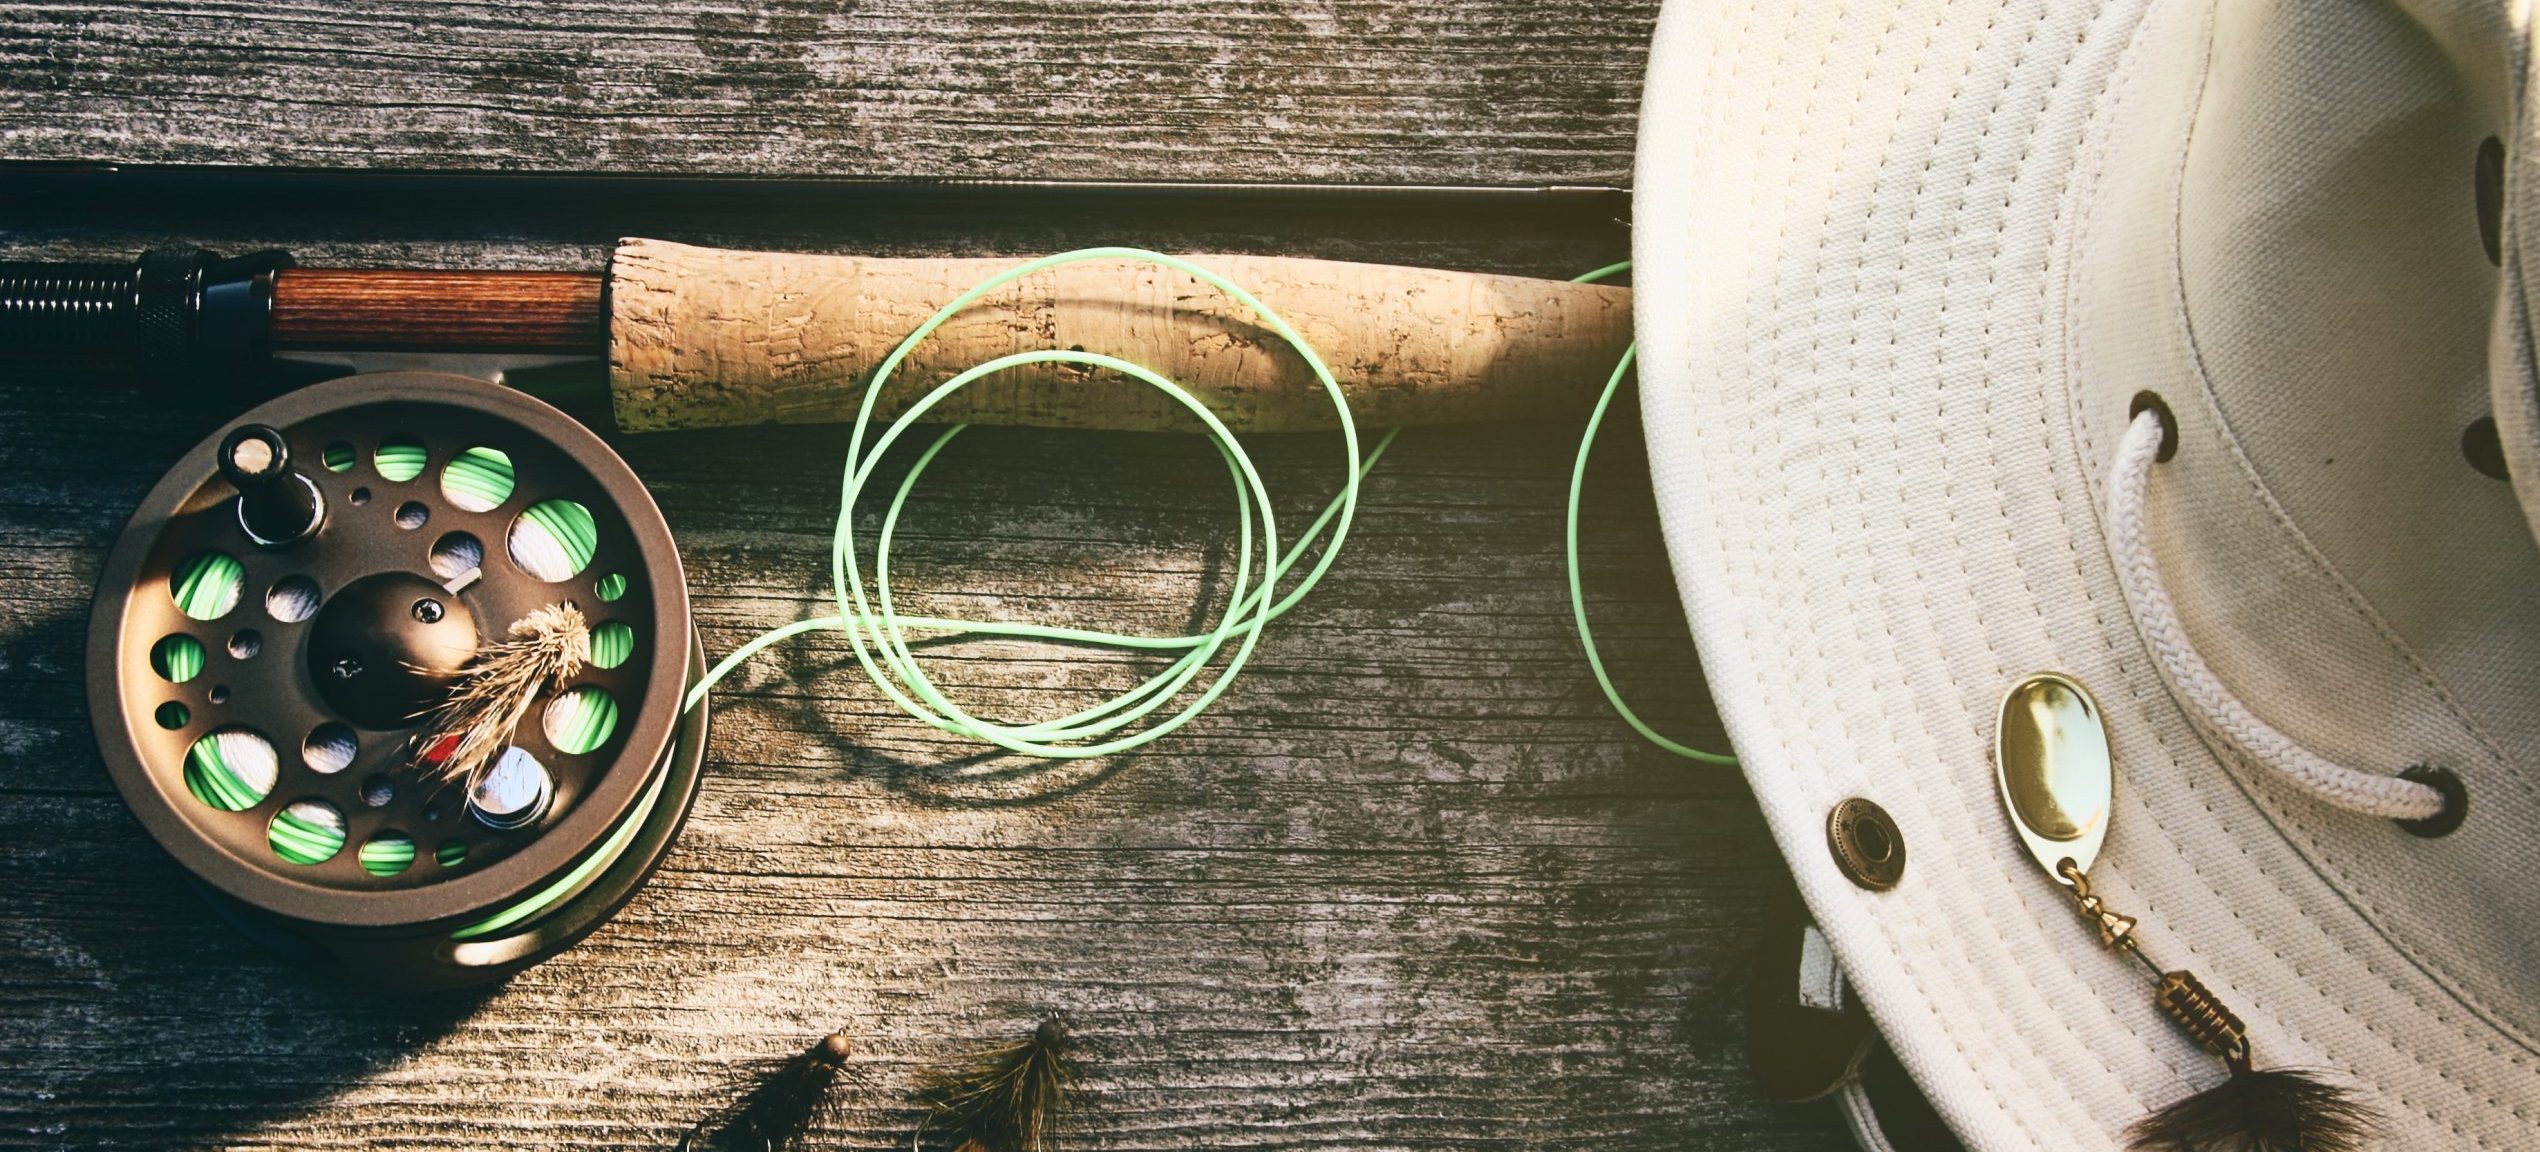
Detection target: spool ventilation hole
<box><xmin>184</xmin><ymin>727</ymin><xmax>278</xmax><ymax>812</ymax></box>
<box><xmin>360</xmin><ymin>832</ymin><xmax>416</xmax><ymax>877</ymax></box>
<box><xmin>510</xmin><ymin>499</ymin><xmax>598</xmax><ymax>582</ymax></box>
<box><xmin>151</xmin><ymin>634</ymin><xmax>206</xmax><ymax>683</ymax></box>
<box><xmin>265</xmin><ymin>576</ymin><xmax>322</xmax><ymax>623</ymax></box>
<box><xmin>588</xmin><ymin>621</ymin><xmax>635</xmax><ymax>670</ymax></box>
<box><xmin>441</xmin><ymin>447</ymin><xmax>516</xmax><ymax>512</ymax></box>
<box><xmin>543</xmin><ymin>686</ymin><xmax>619</xmax><ymax>754</ymax></box>
<box><xmin>374</xmin><ymin>437</ymin><xmax>427</xmax><ymax>483</ymax></box>
<box><xmin>429</xmin><ymin>532</ymin><xmax>484</xmax><ymax>580</ymax></box>
<box><xmin>269</xmin><ymin>799</ymin><xmax>347</xmax><ymax>865</ymax></box>
<box><xmin>171</xmin><ymin>553</ymin><xmax>244</xmax><ymax>621</ymax></box>
<box><xmin>304</xmin><ymin>723</ymin><xmax>358</xmax><ymax>775</ymax></box>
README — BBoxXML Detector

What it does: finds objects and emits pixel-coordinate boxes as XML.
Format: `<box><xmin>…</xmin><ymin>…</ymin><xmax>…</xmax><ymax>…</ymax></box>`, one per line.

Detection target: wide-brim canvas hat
<box><xmin>1636</xmin><ymin>0</ymin><xmax>2540</xmax><ymax>1148</ymax></box>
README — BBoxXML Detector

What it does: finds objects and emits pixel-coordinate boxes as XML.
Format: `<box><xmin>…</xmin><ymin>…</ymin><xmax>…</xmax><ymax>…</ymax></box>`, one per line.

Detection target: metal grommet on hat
<box><xmin>2128</xmin><ymin>391</ymin><xmax>2179</xmax><ymax>463</ymax></box>
<box><xmin>2477</xmin><ymin>136</ymin><xmax>2507</xmax><ymax>267</ymax></box>
<box><xmin>2393</xmin><ymin>765</ymin><xmax>2469</xmax><ymax>838</ymax></box>
<box><xmin>1826</xmin><ymin>797</ymin><xmax>1905</xmax><ymax>891</ymax></box>
<box><xmin>2462</xmin><ymin>416</ymin><xmax>2511</xmax><ymax>481</ymax></box>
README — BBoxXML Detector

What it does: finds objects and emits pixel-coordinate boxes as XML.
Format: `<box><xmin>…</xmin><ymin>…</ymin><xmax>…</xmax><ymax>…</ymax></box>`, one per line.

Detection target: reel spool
<box><xmin>86</xmin><ymin>372</ymin><xmax>707</xmax><ymax>990</ymax></box>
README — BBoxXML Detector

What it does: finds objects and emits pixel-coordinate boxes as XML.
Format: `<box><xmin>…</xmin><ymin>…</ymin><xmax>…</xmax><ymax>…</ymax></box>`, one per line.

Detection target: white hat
<box><xmin>1634</xmin><ymin>0</ymin><xmax>2540</xmax><ymax>1148</ymax></box>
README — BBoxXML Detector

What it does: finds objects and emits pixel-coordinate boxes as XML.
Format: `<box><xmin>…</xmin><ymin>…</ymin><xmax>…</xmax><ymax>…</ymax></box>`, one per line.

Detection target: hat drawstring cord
<box><xmin>2103</xmin><ymin>407</ymin><xmax>2448</xmax><ymax>821</ymax></box>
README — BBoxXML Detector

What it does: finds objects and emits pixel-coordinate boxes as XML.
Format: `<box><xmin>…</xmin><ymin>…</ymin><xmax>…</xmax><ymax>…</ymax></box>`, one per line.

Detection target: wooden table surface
<box><xmin>0</xmin><ymin>4</ymin><xmax>1851</xmax><ymax>1149</ymax></box>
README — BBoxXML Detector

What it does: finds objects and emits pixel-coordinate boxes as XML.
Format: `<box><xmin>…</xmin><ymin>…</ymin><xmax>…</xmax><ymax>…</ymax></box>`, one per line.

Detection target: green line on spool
<box><xmin>544</xmin><ymin>687</ymin><xmax>617</xmax><ymax>754</ymax></box>
<box><xmin>184</xmin><ymin>729</ymin><xmax>275</xmax><ymax>812</ymax></box>
<box><xmin>269</xmin><ymin>801</ymin><xmax>347</xmax><ymax>865</ymax></box>
<box><xmin>512</xmin><ymin>499</ymin><xmax>598</xmax><ymax>581</ymax></box>
<box><xmin>375</xmin><ymin>439</ymin><xmax>428</xmax><ymax>482</ymax></box>
<box><xmin>588</xmin><ymin>621</ymin><xmax>634</xmax><ymax>670</ymax></box>
<box><xmin>360</xmin><ymin>834</ymin><xmax>416</xmax><ymax>877</ymax></box>
<box><xmin>151</xmin><ymin>634</ymin><xmax>206</xmax><ymax>683</ymax></box>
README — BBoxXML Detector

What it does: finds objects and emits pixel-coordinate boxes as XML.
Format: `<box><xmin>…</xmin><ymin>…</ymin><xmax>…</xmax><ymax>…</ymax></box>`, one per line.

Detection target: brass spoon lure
<box><xmin>1995</xmin><ymin>673</ymin><xmax>2253</xmax><ymax>1068</ymax></box>
<box><xmin>1994</xmin><ymin>673</ymin><xmax>2376</xmax><ymax>1149</ymax></box>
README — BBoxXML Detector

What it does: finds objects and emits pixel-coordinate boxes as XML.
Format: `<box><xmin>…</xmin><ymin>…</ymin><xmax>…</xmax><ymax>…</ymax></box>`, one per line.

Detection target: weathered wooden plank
<box><xmin>0</xmin><ymin>0</ymin><xmax>1655</xmax><ymax>184</ymax></box>
<box><xmin>0</xmin><ymin>363</ymin><xmax>1839</xmax><ymax>1148</ymax></box>
<box><xmin>0</xmin><ymin>0</ymin><xmax>1855</xmax><ymax>1144</ymax></box>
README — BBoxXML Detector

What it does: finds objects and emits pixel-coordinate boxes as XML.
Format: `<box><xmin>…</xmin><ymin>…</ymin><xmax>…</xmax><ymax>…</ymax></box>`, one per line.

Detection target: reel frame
<box><xmin>88</xmin><ymin>371</ymin><xmax>702</xmax><ymax>984</ymax></box>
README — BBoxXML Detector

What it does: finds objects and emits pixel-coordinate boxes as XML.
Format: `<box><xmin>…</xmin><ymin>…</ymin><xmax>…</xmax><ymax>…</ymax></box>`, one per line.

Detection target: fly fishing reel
<box><xmin>87</xmin><ymin>372</ymin><xmax>707</xmax><ymax>990</ymax></box>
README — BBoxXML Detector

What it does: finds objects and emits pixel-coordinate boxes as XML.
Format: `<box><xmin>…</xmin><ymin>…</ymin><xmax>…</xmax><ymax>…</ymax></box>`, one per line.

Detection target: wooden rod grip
<box><xmin>271</xmin><ymin>268</ymin><xmax>604</xmax><ymax>353</ymax></box>
<box><xmin>607</xmin><ymin>238</ymin><xmax>1631</xmax><ymax>434</ymax></box>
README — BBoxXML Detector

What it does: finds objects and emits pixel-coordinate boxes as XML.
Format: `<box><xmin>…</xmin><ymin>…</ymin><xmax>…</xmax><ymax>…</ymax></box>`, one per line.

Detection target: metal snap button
<box><xmin>1827</xmin><ymin>797</ymin><xmax>1906</xmax><ymax>891</ymax></box>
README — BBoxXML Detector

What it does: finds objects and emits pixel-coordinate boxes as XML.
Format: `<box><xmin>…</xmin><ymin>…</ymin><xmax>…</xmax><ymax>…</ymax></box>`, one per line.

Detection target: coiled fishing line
<box><xmin>685</xmin><ymin>249</ymin><xmax>1729</xmax><ymax>766</ymax></box>
<box><xmin>686</xmin><ymin>249</ymin><xmax>1399</xmax><ymax>757</ymax></box>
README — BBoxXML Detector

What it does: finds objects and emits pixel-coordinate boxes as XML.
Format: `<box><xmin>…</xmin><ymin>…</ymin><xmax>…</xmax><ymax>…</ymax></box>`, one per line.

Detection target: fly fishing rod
<box><xmin>0</xmin><ymin>238</ymin><xmax>1632</xmax><ymax>429</ymax></box>
<box><xmin>28</xmin><ymin>227</ymin><xmax>1651</xmax><ymax>991</ymax></box>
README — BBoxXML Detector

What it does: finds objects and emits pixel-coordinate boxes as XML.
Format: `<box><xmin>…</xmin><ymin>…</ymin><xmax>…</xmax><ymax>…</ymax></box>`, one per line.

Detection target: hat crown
<box><xmin>2069</xmin><ymin>0</ymin><xmax>2540</xmax><ymax>1045</ymax></box>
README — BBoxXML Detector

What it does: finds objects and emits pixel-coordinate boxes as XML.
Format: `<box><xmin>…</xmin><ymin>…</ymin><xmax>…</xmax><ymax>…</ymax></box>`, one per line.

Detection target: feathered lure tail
<box><xmin>411</xmin><ymin>602</ymin><xmax>588</xmax><ymax>788</ymax></box>
<box><xmin>2105</xmin><ymin>915</ymin><xmax>2378</xmax><ymax>1151</ymax></box>
<box><xmin>919</xmin><ymin>1018</ymin><xmax>1081</xmax><ymax>1152</ymax></box>
<box><xmin>2124</xmin><ymin>1065</ymin><xmax>2376</xmax><ymax>1152</ymax></box>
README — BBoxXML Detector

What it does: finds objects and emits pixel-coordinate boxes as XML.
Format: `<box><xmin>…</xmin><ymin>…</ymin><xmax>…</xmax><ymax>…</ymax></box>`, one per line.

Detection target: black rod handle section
<box><xmin>0</xmin><ymin>247</ymin><xmax>293</xmax><ymax>395</ymax></box>
<box><xmin>0</xmin><ymin>260</ymin><xmax>135</xmax><ymax>357</ymax></box>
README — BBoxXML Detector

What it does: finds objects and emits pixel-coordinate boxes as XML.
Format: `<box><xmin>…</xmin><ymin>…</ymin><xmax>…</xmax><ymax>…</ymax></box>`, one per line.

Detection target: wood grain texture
<box><xmin>0</xmin><ymin>1</ymin><xmax>1852</xmax><ymax>1148</ymax></box>
<box><xmin>272</xmin><ymin>269</ymin><xmax>604</xmax><ymax>353</ymax></box>
<box><xmin>0</xmin><ymin>0</ymin><xmax>1657</xmax><ymax>184</ymax></box>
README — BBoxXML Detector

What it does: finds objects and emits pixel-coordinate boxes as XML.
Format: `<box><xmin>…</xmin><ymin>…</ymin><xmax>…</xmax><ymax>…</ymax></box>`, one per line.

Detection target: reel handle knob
<box><xmin>218</xmin><ymin>423</ymin><xmax>323</xmax><ymax>547</ymax></box>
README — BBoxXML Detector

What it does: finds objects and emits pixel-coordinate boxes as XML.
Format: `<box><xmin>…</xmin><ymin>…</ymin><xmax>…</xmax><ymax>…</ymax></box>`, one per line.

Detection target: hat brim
<box><xmin>1633</xmin><ymin>1</ymin><xmax>2540</xmax><ymax>1148</ymax></box>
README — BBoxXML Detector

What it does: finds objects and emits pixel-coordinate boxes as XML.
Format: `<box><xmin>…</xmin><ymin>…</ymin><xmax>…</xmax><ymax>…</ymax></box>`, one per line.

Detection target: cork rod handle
<box><xmin>607</xmin><ymin>238</ymin><xmax>1633</xmax><ymax>434</ymax></box>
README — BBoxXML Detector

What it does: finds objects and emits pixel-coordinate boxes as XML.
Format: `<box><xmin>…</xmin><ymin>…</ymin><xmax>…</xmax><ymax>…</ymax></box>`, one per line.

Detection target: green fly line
<box><xmin>449</xmin><ymin>251</ymin><xmax>1726</xmax><ymax>944</ymax></box>
<box><xmin>1564</xmin><ymin>262</ymin><xmax>1735</xmax><ymax>764</ymax></box>
<box><xmin>441</xmin><ymin>446</ymin><xmax>516</xmax><ymax>512</ymax></box>
<box><xmin>675</xmin><ymin>248</ymin><xmax>1733</xmax><ymax>765</ymax></box>
<box><xmin>681</xmin><ymin>247</ymin><xmax>1382</xmax><ymax>757</ymax></box>
<box><xmin>171</xmin><ymin>552</ymin><xmax>244</xmax><ymax>621</ymax></box>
